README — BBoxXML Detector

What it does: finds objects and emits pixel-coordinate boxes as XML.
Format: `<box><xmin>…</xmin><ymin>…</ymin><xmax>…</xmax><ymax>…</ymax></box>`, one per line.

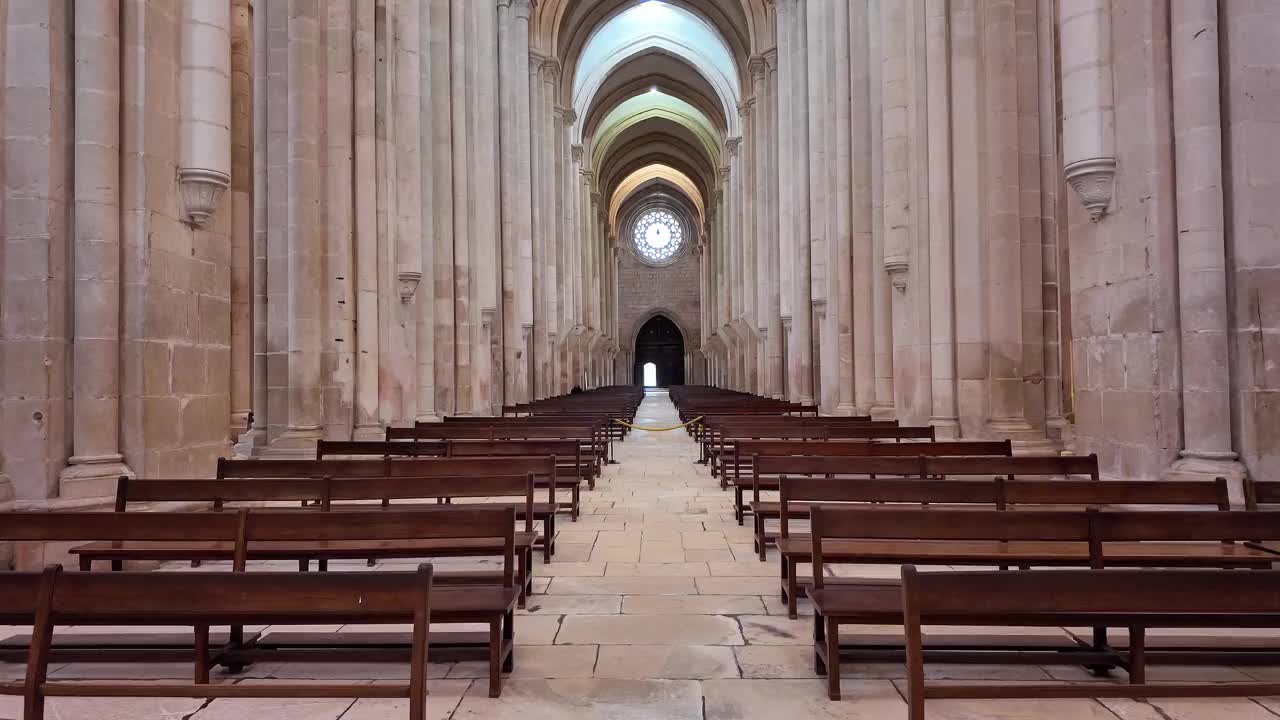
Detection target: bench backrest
<box><xmin>315</xmin><ymin>440</ymin><xmax>449</xmax><ymax>460</ymax></box>
<box><xmin>0</xmin><ymin>511</ymin><xmax>239</xmax><ymax>542</ymax></box>
<box><xmin>900</xmin><ymin>565</ymin><xmax>1280</xmax><ymax>618</ymax></box>
<box><xmin>738</xmin><ymin>440</ymin><xmax>1012</xmax><ymax>462</ymax></box>
<box><xmin>49</xmin><ymin>564</ymin><xmax>434</xmax><ymax>624</ymax></box>
<box><xmin>922</xmin><ymin>454</ymin><xmax>1099</xmax><ymax>480</ymax></box>
<box><xmin>1246</xmin><ymin>479</ymin><xmax>1280</xmax><ymax>510</ymax></box>
<box><xmin>219</xmin><ymin>456</ymin><xmax>556</xmax><ymax>480</ymax></box>
<box><xmin>388</xmin><ymin>425</ymin><xmax>596</xmax><ymax>441</ymax></box>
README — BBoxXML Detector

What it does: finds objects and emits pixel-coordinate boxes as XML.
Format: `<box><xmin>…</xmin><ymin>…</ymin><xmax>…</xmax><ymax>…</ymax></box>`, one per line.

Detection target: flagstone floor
<box><xmin>2</xmin><ymin>390</ymin><xmax>1277</xmax><ymax>719</ymax></box>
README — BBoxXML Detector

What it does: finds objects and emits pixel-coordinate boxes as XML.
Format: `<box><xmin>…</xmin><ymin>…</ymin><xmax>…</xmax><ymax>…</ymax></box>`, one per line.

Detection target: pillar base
<box><xmin>833</xmin><ymin>403</ymin><xmax>859</xmax><ymax>417</ymax></box>
<box><xmin>987</xmin><ymin>418</ymin><xmax>1059</xmax><ymax>454</ymax></box>
<box><xmin>261</xmin><ymin>425</ymin><xmax>323</xmax><ymax>459</ymax></box>
<box><xmin>58</xmin><ymin>456</ymin><xmax>134</xmax><ymax>501</ymax></box>
<box><xmin>353</xmin><ymin>423</ymin><xmax>385</xmax><ymax>441</ymax></box>
<box><xmin>415</xmin><ymin>414</ymin><xmax>442</xmax><ymax>425</ymax></box>
<box><xmin>1164</xmin><ymin>454</ymin><xmax>1248</xmax><ymax>506</ymax></box>
<box><xmin>929</xmin><ymin>417</ymin><xmax>961</xmax><ymax>440</ymax></box>
<box><xmin>232</xmin><ymin>427</ymin><xmax>267</xmax><ymax>459</ymax></box>
<box><xmin>869</xmin><ymin>403</ymin><xmax>896</xmax><ymax>422</ymax></box>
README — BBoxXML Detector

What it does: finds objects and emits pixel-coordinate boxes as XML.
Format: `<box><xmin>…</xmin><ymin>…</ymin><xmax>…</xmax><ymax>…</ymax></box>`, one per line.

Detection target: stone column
<box><xmin>832</xmin><ymin>0</ymin><xmax>856</xmax><ymax>414</ymax></box>
<box><xmin>353</xmin><ymin>0</ymin><xmax>381</xmax><ymax>435</ymax></box>
<box><xmin>499</xmin><ymin>0</ymin><xmax>534</xmax><ymax>406</ymax></box>
<box><xmin>925</xmin><ymin>0</ymin><xmax>959</xmax><ymax>436</ymax></box>
<box><xmin>750</xmin><ymin>56</ymin><xmax>769</xmax><ymax>396</ymax></box>
<box><xmin>764</xmin><ymin>50</ymin><xmax>783</xmax><ymax>399</ymax></box>
<box><xmin>178</xmin><ymin>0</ymin><xmax>232</xmax><ymax>228</ymax></box>
<box><xmin>448</xmin><ymin>0</ymin><xmax>473</xmax><ymax>409</ymax></box>
<box><xmin>61</xmin><ymin>0</ymin><xmax>134</xmax><ymax>497</ymax></box>
<box><xmin>850</xmin><ymin>1</ymin><xmax>875</xmax><ymax>413</ymax></box>
<box><xmin>473</xmin><ymin>0</ymin><xmax>502</xmax><ymax>415</ymax></box>
<box><xmin>1057</xmin><ymin>0</ymin><xmax>1116</xmax><ymax>219</ymax></box>
<box><xmin>783</xmin><ymin>0</ymin><xmax>814</xmax><ymax>404</ymax></box>
<box><xmin>806</xmin><ymin>0</ymin><xmax>831</xmax><ymax>410</ymax></box>
<box><xmin>775</xmin><ymin>1</ymin><xmax>795</xmax><ymax>398</ymax></box>
<box><xmin>870</xmin><ymin>0</ymin><xmax>895</xmax><ymax>419</ymax></box>
<box><xmin>269</xmin><ymin>0</ymin><xmax>323</xmax><ymax>453</ymax></box>
<box><xmin>250</xmin><ymin>0</ymin><xmax>269</xmax><ymax>447</ymax></box>
<box><xmin>394</xmin><ymin>0</ymin><xmax>424</xmax><ymax>421</ymax></box>
<box><xmin>1165</xmin><ymin>1</ymin><xmax>1245</xmax><ymax>484</ymax></box>
<box><xmin>983</xmin><ymin>0</ymin><xmax>1035</xmax><ymax>438</ymax></box>
<box><xmin>326</xmin><ymin>0</ymin><xmax>356</xmax><ymax>437</ymax></box>
<box><xmin>416</xmin><ymin>0</ymin><xmax>439</xmax><ymax>422</ymax></box>
<box><xmin>229</xmin><ymin>0</ymin><xmax>255</xmax><ymax>452</ymax></box>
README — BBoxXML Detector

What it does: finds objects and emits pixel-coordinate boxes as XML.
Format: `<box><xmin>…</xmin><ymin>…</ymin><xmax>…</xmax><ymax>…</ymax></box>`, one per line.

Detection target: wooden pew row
<box><xmin>699</xmin><ymin>417</ymin><xmax>901</xmax><ymax>473</ymax></box>
<box><xmin>897</xmin><ymin>567</ymin><xmax>1280</xmax><ymax>719</ymax></box>
<box><xmin>754</xmin><ymin>454</ymin><xmax>1098</xmax><ymax>555</ymax></box>
<box><xmin>805</xmin><ymin>506</ymin><xmax>1280</xmax><ymax>699</ymax></box>
<box><xmin>388</xmin><ymin>423</ymin><xmax>611</xmax><ymax>470</ymax></box>
<box><xmin>315</xmin><ymin>438</ymin><xmax>591</xmax><ymax>509</ymax></box>
<box><xmin>109</xmin><ymin>474</ymin><xmax>543</xmax><ymax>601</ymax></box>
<box><xmin>0</xmin><ymin>564</ymin><xmax>440</xmax><ymax>720</ymax></box>
<box><xmin>218</xmin><ymin>456</ymin><xmax>573</xmax><ymax>539</ymax></box>
<box><xmin>0</xmin><ymin>508</ymin><xmax>521</xmax><ymax>696</ymax></box>
<box><xmin>729</xmin><ymin>440</ymin><xmax>1016</xmax><ymax>522</ymax></box>
<box><xmin>703</xmin><ymin>424</ymin><xmax>938</xmax><ymax>478</ymax></box>
<box><xmin>1246</xmin><ymin>477</ymin><xmax>1280</xmax><ymax>510</ymax></box>
<box><xmin>444</xmin><ymin>413</ymin><xmax>627</xmax><ymax>444</ymax></box>
<box><xmin>776</xmin><ymin>474</ymin><xmax>1233</xmax><ymax>615</ymax></box>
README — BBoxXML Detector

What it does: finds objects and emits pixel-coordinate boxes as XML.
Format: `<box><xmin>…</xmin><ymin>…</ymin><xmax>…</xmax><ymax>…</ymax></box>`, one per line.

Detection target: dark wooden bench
<box><xmin>805</xmin><ymin>506</ymin><xmax>1280</xmax><ymax>698</ymax></box>
<box><xmin>390</xmin><ymin>423</ymin><xmax>610</xmax><ymax>467</ymax></box>
<box><xmin>219</xmin><ymin>455</ymin><xmax>574</xmax><ymax>527</ymax></box>
<box><xmin>899</xmin><ymin>567</ymin><xmax>1280</xmax><ymax>718</ymax></box>
<box><xmin>755</xmin><ymin>453</ymin><xmax>1098</xmax><ymax>559</ymax></box>
<box><xmin>0</xmin><ymin>507</ymin><xmax>522</xmax><ymax>695</ymax></box>
<box><xmin>1246</xmin><ymin>477</ymin><xmax>1280</xmax><ymax>510</ymax></box>
<box><xmin>106</xmin><ymin>474</ymin><xmax>544</xmax><ymax>598</ymax></box>
<box><xmin>731</xmin><ymin>440</ymin><xmax>1014</xmax><ymax>522</ymax></box>
<box><xmin>1</xmin><ymin>564</ymin><xmax>439</xmax><ymax>720</ymax></box>
<box><xmin>703</xmin><ymin>424</ymin><xmax>937</xmax><ymax>478</ymax></box>
<box><xmin>314</xmin><ymin>439</ymin><xmax>586</xmax><ymax>515</ymax></box>
<box><xmin>450</xmin><ymin>413</ymin><xmax>628</xmax><ymax>443</ymax></box>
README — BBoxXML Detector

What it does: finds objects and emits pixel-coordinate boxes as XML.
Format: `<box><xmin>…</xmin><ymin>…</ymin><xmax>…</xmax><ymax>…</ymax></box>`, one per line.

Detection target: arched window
<box><xmin>632</xmin><ymin>209</ymin><xmax>685</xmax><ymax>265</ymax></box>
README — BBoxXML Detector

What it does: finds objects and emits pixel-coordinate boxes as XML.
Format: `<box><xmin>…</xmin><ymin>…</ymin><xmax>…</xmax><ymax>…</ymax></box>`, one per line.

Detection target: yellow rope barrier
<box><xmin>612</xmin><ymin>415</ymin><xmax>704</xmax><ymax>432</ymax></box>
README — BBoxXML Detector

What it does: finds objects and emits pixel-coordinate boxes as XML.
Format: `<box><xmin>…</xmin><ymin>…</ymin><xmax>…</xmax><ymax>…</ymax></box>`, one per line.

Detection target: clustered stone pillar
<box><xmin>229</xmin><ymin>0</ymin><xmax>256</xmax><ymax>454</ymax></box>
<box><xmin>60</xmin><ymin>0</ymin><xmax>134</xmax><ymax>498</ymax></box>
<box><xmin>1058</xmin><ymin>0</ymin><xmax>1116</xmax><ymax>219</ymax></box>
<box><xmin>1165</xmin><ymin>0</ymin><xmax>1245</xmax><ymax>485</ymax></box>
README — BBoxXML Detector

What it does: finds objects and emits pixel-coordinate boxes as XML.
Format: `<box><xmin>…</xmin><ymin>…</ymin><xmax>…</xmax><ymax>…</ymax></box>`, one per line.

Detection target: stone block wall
<box><xmin>618</xmin><ymin>243</ymin><xmax>702</xmax><ymax>382</ymax></box>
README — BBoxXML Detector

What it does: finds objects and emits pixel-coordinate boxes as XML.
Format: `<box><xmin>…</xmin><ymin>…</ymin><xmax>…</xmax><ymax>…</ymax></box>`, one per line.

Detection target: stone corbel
<box><xmin>811</xmin><ymin>298</ymin><xmax>827</xmax><ymax>322</ymax></box>
<box><xmin>397</xmin><ymin>270</ymin><xmax>422</xmax><ymax>300</ymax></box>
<box><xmin>1064</xmin><ymin>157</ymin><xmax>1117</xmax><ymax>221</ymax></box>
<box><xmin>178</xmin><ymin>168</ymin><xmax>231</xmax><ymax>227</ymax></box>
<box><xmin>884</xmin><ymin>259</ymin><xmax>909</xmax><ymax>291</ymax></box>
<box><xmin>481</xmin><ymin>308</ymin><xmax>497</xmax><ymax>332</ymax></box>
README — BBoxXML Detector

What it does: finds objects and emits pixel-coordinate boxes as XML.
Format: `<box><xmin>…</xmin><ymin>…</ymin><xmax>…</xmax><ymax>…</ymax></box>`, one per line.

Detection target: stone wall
<box><xmin>618</xmin><ymin>243</ymin><xmax>702</xmax><ymax>382</ymax></box>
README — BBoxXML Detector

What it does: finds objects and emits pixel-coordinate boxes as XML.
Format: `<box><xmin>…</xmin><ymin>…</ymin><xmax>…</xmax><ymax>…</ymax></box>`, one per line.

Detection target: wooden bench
<box><xmin>107</xmin><ymin>474</ymin><xmax>544</xmax><ymax>599</ymax></box>
<box><xmin>805</xmin><ymin>506</ymin><xmax>1280</xmax><ymax>698</ymax></box>
<box><xmin>703</xmin><ymin>424</ymin><xmax>937</xmax><ymax>478</ymax></box>
<box><xmin>899</xmin><ymin>567</ymin><xmax>1280</xmax><ymax>719</ymax></box>
<box><xmin>219</xmin><ymin>455</ymin><xmax>573</xmax><ymax>530</ymax></box>
<box><xmin>731</xmin><ymin>440</ymin><xmax>1014</xmax><ymax>523</ymax></box>
<box><xmin>1</xmin><ymin>564</ymin><xmax>440</xmax><ymax>720</ymax></box>
<box><xmin>451</xmin><ymin>413</ymin><xmax>629</xmax><ymax>444</ymax></box>
<box><xmin>1246</xmin><ymin>477</ymin><xmax>1280</xmax><ymax>510</ymax></box>
<box><xmin>778</xmin><ymin>473</ymin><xmax>1231</xmax><ymax>616</ymax></box>
<box><xmin>314</xmin><ymin>439</ymin><xmax>586</xmax><ymax>515</ymax></box>
<box><xmin>390</xmin><ymin>423</ymin><xmax>610</xmax><ymax>468</ymax></box>
<box><xmin>756</xmin><ymin>454</ymin><xmax>1098</xmax><ymax>559</ymax></box>
<box><xmin>0</xmin><ymin>507</ymin><xmax>522</xmax><ymax>695</ymax></box>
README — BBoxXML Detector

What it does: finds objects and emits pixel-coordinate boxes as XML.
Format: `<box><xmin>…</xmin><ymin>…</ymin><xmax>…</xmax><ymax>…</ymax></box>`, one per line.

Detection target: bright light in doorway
<box><xmin>643</xmin><ymin>362</ymin><xmax>658</xmax><ymax>387</ymax></box>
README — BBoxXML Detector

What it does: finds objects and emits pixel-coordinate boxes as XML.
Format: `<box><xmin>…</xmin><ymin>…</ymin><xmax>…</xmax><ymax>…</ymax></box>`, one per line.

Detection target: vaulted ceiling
<box><xmin>533</xmin><ymin>0</ymin><xmax>773</xmax><ymax>244</ymax></box>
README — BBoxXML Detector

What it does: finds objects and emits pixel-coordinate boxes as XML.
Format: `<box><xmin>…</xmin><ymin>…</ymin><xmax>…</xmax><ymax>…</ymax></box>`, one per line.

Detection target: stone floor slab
<box><xmin>451</xmin><ymin>677</ymin><xmax>703</xmax><ymax>719</ymax></box>
<box><xmin>556</xmin><ymin>614</ymin><xmax>744</xmax><ymax>645</ymax></box>
<box><xmin>595</xmin><ymin>645</ymin><xmax>739</xmax><ymax>679</ymax></box>
<box><xmin>703</xmin><ymin>679</ymin><xmax>907</xmax><ymax>719</ymax></box>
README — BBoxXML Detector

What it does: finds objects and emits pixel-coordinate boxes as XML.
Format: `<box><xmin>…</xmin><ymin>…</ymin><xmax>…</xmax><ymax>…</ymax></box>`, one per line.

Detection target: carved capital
<box><xmin>556</xmin><ymin>105</ymin><xmax>577</xmax><ymax>124</ymax></box>
<box><xmin>748</xmin><ymin>55</ymin><xmax>769</xmax><ymax>79</ymax></box>
<box><xmin>571</xmin><ymin>144</ymin><xmax>584</xmax><ymax>162</ymax></box>
<box><xmin>884</xmin><ymin>259</ymin><xmax>909</xmax><ymax>292</ymax></box>
<box><xmin>480</xmin><ymin>308</ymin><xmax>497</xmax><ymax>329</ymax></box>
<box><xmin>178</xmin><ymin>167</ymin><xmax>230</xmax><ymax>227</ymax></box>
<box><xmin>397</xmin><ymin>270</ymin><xmax>422</xmax><ymax>300</ymax></box>
<box><xmin>1064</xmin><ymin>157</ymin><xmax>1117</xmax><ymax>221</ymax></box>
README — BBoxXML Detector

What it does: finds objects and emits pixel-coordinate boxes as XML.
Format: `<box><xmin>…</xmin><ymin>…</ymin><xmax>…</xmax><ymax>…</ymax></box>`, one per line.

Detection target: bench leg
<box><xmin>813</xmin><ymin>613</ymin><xmax>827</xmax><ymax>676</ymax></box>
<box><xmin>756</xmin><ymin>516</ymin><xmax>766</xmax><ymax>562</ymax></box>
<box><xmin>735</xmin><ymin>487</ymin><xmax>744</xmax><ymax>525</ymax></box>
<box><xmin>544</xmin><ymin>515</ymin><xmax>556</xmax><ymax>563</ymax></box>
<box><xmin>1087</xmin><ymin>626</ymin><xmax>1114</xmax><ymax>676</ymax></box>
<box><xmin>79</xmin><ymin>556</ymin><xmax>91</xmax><ymax>572</ymax></box>
<box><xmin>194</xmin><ymin>624</ymin><xmax>211</xmax><ymax>684</ymax></box>
<box><xmin>572</xmin><ymin>485</ymin><xmax>580</xmax><ymax>521</ymax></box>
<box><xmin>503</xmin><ymin>609</ymin><xmax>515</xmax><ymax>673</ymax></box>
<box><xmin>825</xmin><ymin>617</ymin><xmax>841</xmax><ymax>701</ymax></box>
<box><xmin>786</xmin><ymin>559</ymin><xmax>799</xmax><ymax>619</ymax></box>
<box><xmin>488</xmin><ymin>619</ymin><xmax>503</xmax><ymax>698</ymax></box>
<box><xmin>517</xmin><ymin>552</ymin><xmax>528</xmax><ymax>609</ymax></box>
<box><xmin>1128</xmin><ymin>626</ymin><xmax>1145</xmax><ymax>684</ymax></box>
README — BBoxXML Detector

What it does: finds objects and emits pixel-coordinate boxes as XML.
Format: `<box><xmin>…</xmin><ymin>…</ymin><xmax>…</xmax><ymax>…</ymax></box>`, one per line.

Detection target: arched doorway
<box><xmin>633</xmin><ymin>314</ymin><xmax>685</xmax><ymax>387</ymax></box>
